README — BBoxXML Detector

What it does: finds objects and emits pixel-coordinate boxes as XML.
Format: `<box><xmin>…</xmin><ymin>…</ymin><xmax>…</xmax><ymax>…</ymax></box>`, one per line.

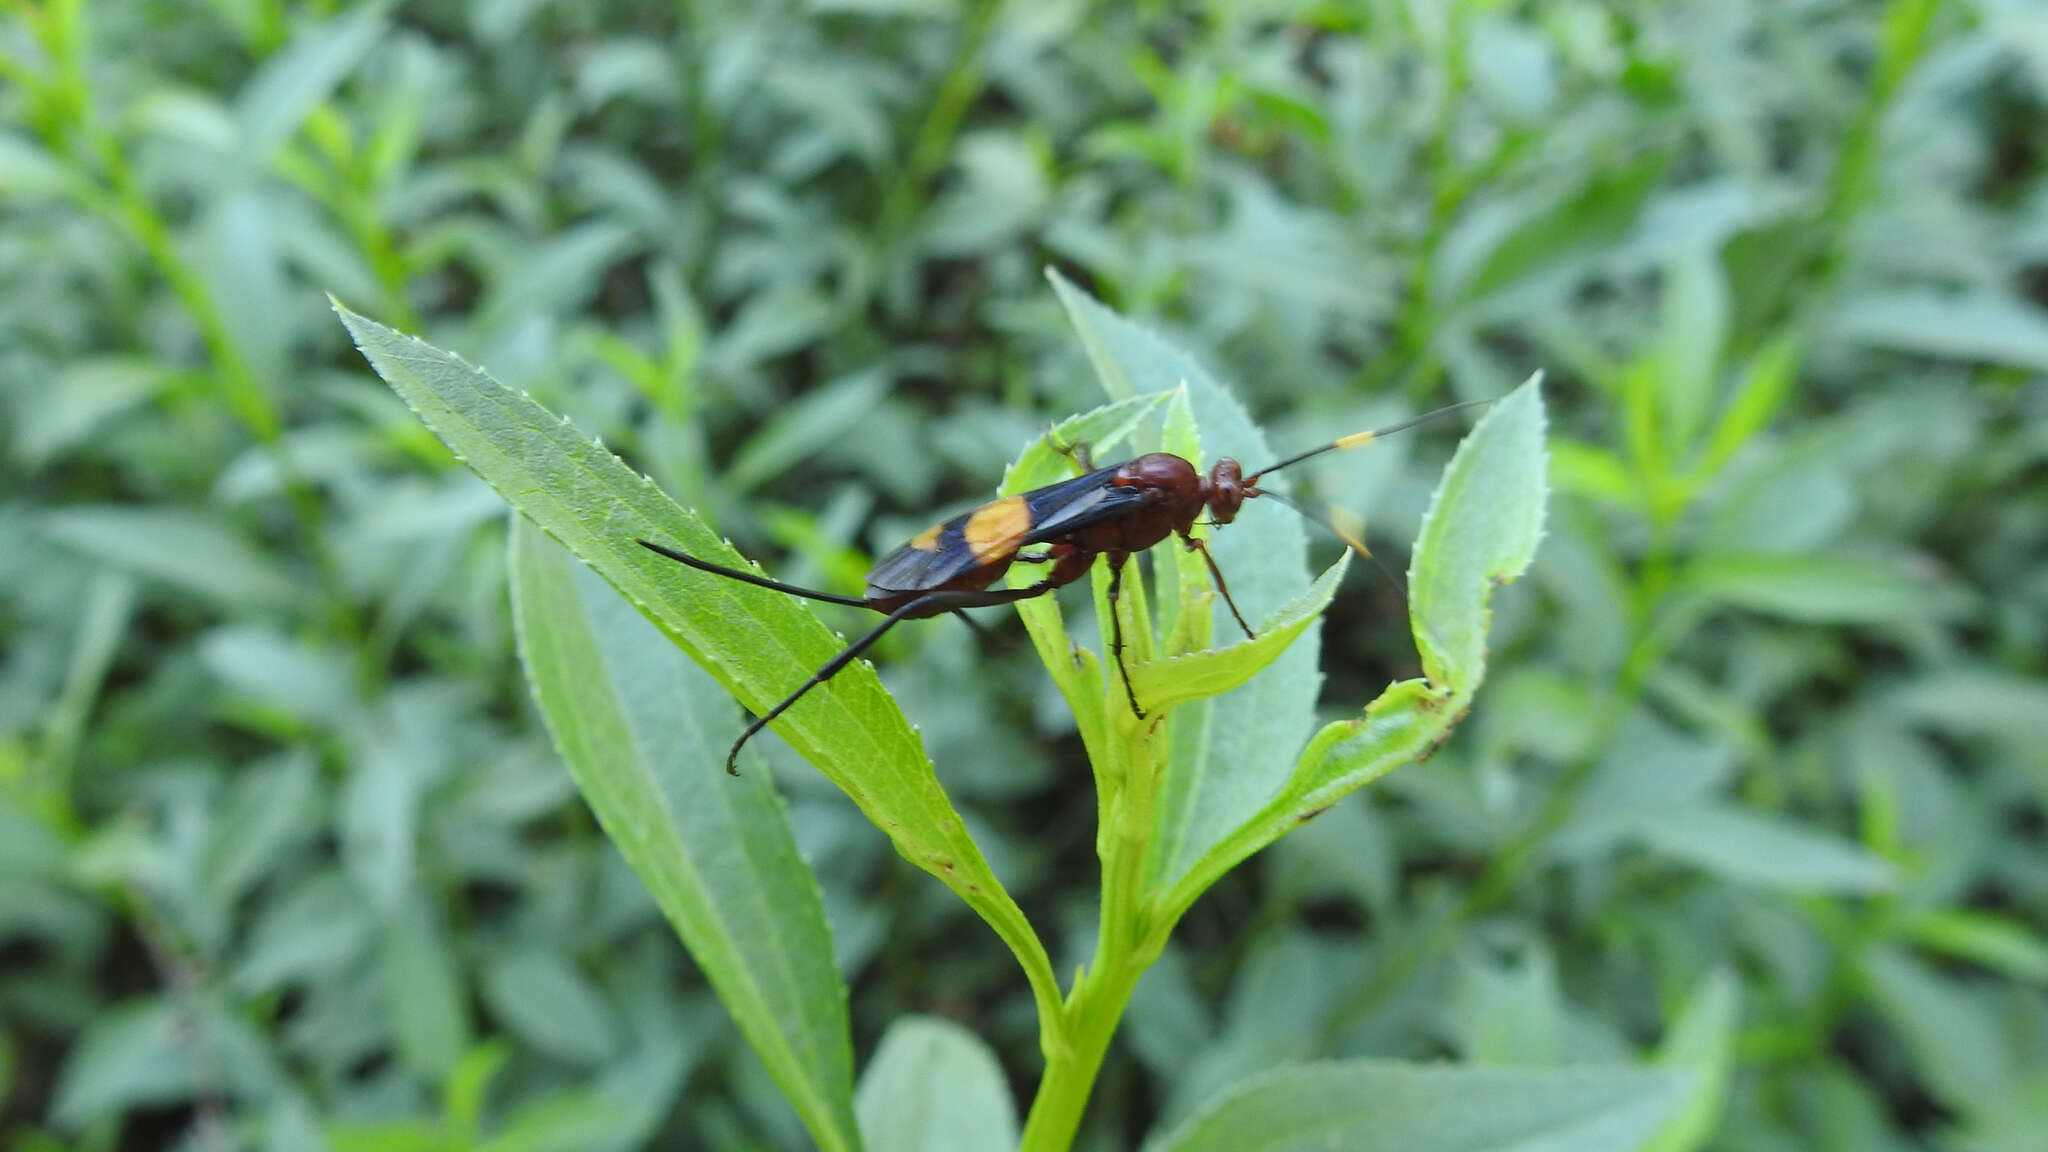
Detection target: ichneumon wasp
<box><xmin>641</xmin><ymin>399</ymin><xmax>1486</xmax><ymax>773</ymax></box>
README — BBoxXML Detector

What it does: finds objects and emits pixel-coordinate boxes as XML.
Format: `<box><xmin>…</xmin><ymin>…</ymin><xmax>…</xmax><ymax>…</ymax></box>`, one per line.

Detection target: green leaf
<box><xmin>53</xmin><ymin>997</ymin><xmax>279</xmax><ymax>1129</ymax></box>
<box><xmin>1641</xmin><ymin>968</ymin><xmax>1740</xmax><ymax>1152</ymax></box>
<box><xmin>1126</xmin><ymin>558</ymin><xmax>1351</xmax><ymax>714</ymax></box>
<box><xmin>199</xmin><ymin>626</ymin><xmax>357</xmax><ymax>728</ymax></box>
<box><xmin>1146</xmin><ymin>1060</ymin><xmax>1686</xmax><ymax>1152</ymax></box>
<box><xmin>340</xmin><ymin>725</ymin><xmax>421</xmax><ymax>916</ymax></box>
<box><xmin>1905</xmin><ymin>910</ymin><xmax>2048</xmax><ymax>985</ymax></box>
<box><xmin>477</xmin><ymin>1089</ymin><xmax>652</xmax><ymax>1152</ymax></box>
<box><xmin>444</xmin><ymin>1041</ymin><xmax>512</xmax><ymax>1141</ymax></box>
<box><xmin>1833</xmin><ymin>290</ymin><xmax>2048</xmax><ymax>373</ymax></box>
<box><xmin>231</xmin><ymin>870</ymin><xmax>373</xmax><ymax>993</ymax></box>
<box><xmin>1548</xmin><ymin>440</ymin><xmax>1641</xmax><ymax>512</ymax></box>
<box><xmin>482</xmin><ymin>950</ymin><xmax>619</xmax><ymax>1066</ymax></box>
<box><xmin>1634</xmin><ymin>806</ymin><xmax>1895</xmax><ymax>894</ymax></box>
<box><xmin>265</xmin><ymin>1094</ymin><xmax>335</xmax><ymax>1152</ymax></box>
<box><xmin>234</xmin><ymin>3</ymin><xmax>389</xmax><ymax>163</ymax></box>
<box><xmin>919</xmin><ymin>131</ymin><xmax>1051</xmax><ymax>257</ymax></box>
<box><xmin>201</xmin><ymin>749</ymin><xmax>319</xmax><ymax>910</ymax></box>
<box><xmin>327</xmin><ymin>1121</ymin><xmax>444</xmax><ymax>1152</ymax></box>
<box><xmin>1683</xmin><ymin>552</ymin><xmax>1954</xmax><ymax>624</ymax></box>
<box><xmin>1449</xmin><ymin>948</ymin><xmax>1564</xmax><ymax>1065</ymax></box>
<box><xmin>1891</xmin><ymin>668</ymin><xmax>2048</xmax><ymax>753</ymax></box>
<box><xmin>1654</xmin><ymin>246</ymin><xmax>1730</xmax><ymax>454</ymax></box>
<box><xmin>337</xmin><ymin>301</ymin><xmax>1058</xmax><ymax>1028</ymax></box>
<box><xmin>1407</xmin><ymin>374</ymin><xmax>1550</xmax><ymax>692</ymax></box>
<box><xmin>1442</xmin><ymin>156</ymin><xmax>1667</xmax><ymax>309</ymax></box>
<box><xmin>855</xmin><ymin>1017</ymin><xmax>1018</xmax><ymax>1152</ymax></box>
<box><xmin>509</xmin><ymin>519</ymin><xmax>860</xmax><ymax>1151</ymax></box>
<box><xmin>1696</xmin><ymin>456</ymin><xmax>1855</xmax><ymax>556</ymax></box>
<box><xmin>41</xmin><ymin>505</ymin><xmax>301</xmax><ymax>612</ymax></box>
<box><xmin>11</xmin><ymin>357</ymin><xmax>174</xmax><ymax>468</ymax></box>
<box><xmin>1862</xmin><ymin>947</ymin><xmax>2013</xmax><ymax>1111</ymax></box>
<box><xmin>0</xmin><ymin>129</ymin><xmax>73</xmax><ymax>199</ymax></box>
<box><xmin>380</xmin><ymin>894</ymin><xmax>472</xmax><ymax>1080</ymax></box>
<box><xmin>726</xmin><ymin>368</ymin><xmax>891</xmax><ymax>493</ymax></box>
<box><xmin>1698</xmin><ymin>334</ymin><xmax>1801</xmax><ymax>478</ymax></box>
<box><xmin>337</xmin><ymin>299</ymin><xmax>900</xmax><ymax>795</ymax></box>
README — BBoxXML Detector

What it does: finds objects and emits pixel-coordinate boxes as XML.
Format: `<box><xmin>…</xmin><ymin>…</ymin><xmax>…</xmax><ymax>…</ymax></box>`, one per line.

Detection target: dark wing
<box><xmin>1019</xmin><ymin>465</ymin><xmax>1151</xmax><ymax>543</ymax></box>
<box><xmin>865</xmin><ymin>465</ymin><xmax>1147</xmax><ymax>595</ymax></box>
<box><xmin>864</xmin><ymin>503</ymin><xmax>990</xmax><ymax>595</ymax></box>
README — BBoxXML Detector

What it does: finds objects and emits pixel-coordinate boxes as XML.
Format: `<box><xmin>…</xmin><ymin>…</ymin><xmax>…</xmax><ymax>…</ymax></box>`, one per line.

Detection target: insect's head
<box><xmin>1205</xmin><ymin>457</ymin><xmax>1249</xmax><ymax>524</ymax></box>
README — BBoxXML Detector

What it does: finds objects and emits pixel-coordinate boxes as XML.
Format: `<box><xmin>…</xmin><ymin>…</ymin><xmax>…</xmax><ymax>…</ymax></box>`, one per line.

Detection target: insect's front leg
<box><xmin>1103</xmin><ymin>552</ymin><xmax>1144</xmax><ymax>718</ymax></box>
<box><xmin>1181</xmin><ymin>530</ymin><xmax>1254</xmax><ymax>640</ymax></box>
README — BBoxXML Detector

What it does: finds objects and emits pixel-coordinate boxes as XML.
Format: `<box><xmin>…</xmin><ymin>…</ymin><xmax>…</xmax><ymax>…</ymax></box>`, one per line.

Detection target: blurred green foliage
<box><xmin>3</xmin><ymin>0</ymin><xmax>2046</xmax><ymax>1149</ymax></box>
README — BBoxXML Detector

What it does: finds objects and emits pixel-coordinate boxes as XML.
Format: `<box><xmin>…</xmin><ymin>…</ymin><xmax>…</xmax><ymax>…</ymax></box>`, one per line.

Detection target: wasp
<box><xmin>641</xmin><ymin>400</ymin><xmax>1483</xmax><ymax>773</ymax></box>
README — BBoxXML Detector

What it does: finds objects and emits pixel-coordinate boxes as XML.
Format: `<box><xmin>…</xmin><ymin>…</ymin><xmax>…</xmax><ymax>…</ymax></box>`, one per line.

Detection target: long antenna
<box><xmin>1246</xmin><ymin>397</ymin><xmax>1491</xmax><ymax>483</ymax></box>
<box><xmin>1257</xmin><ymin>487</ymin><xmax>1408</xmax><ymax>596</ymax></box>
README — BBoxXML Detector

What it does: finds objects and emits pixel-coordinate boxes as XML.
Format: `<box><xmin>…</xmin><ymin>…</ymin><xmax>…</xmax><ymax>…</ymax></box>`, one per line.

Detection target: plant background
<box><xmin>4</xmin><ymin>0</ymin><xmax>2046</xmax><ymax>1149</ymax></box>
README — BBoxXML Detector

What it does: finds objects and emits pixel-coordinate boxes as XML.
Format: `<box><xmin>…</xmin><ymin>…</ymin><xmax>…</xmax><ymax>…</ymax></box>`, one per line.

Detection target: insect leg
<box><xmin>1104</xmin><ymin>553</ymin><xmax>1144</xmax><ymax>719</ymax></box>
<box><xmin>730</xmin><ymin>579</ymin><xmax>1067</xmax><ymax>774</ymax></box>
<box><xmin>638</xmin><ymin>539</ymin><xmax>868</xmax><ymax>607</ymax></box>
<box><xmin>1181</xmin><ymin>531</ymin><xmax>1254</xmax><ymax>640</ymax></box>
<box><xmin>726</xmin><ymin>598</ymin><xmax>933</xmax><ymax>775</ymax></box>
<box><xmin>950</xmin><ymin>609</ymin><xmax>996</xmax><ymax>641</ymax></box>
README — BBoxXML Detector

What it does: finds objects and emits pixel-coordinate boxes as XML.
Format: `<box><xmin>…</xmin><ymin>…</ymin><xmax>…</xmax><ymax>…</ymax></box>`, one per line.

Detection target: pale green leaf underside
<box><xmin>508</xmin><ymin>520</ymin><xmax>860</xmax><ymax>1152</ymax></box>
<box><xmin>1127</xmin><ymin>557</ymin><xmax>1350</xmax><ymax>713</ymax></box>
<box><xmin>1166</xmin><ymin>375</ymin><xmax>1548</xmax><ymax>918</ymax></box>
<box><xmin>1149</xmin><ymin>1060</ymin><xmax>1686</xmax><ymax>1152</ymax></box>
<box><xmin>855</xmin><ymin>1017</ymin><xmax>1018</xmax><ymax>1152</ymax></box>
<box><xmin>1409</xmin><ymin>375</ymin><xmax>1550</xmax><ymax>690</ymax></box>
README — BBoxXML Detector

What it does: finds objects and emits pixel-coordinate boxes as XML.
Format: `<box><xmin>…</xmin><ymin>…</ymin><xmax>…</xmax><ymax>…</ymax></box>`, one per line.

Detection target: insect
<box><xmin>641</xmin><ymin>399</ymin><xmax>1485</xmax><ymax>773</ymax></box>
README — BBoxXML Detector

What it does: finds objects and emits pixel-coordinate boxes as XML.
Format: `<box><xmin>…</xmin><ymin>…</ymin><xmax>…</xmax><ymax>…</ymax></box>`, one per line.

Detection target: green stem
<box><xmin>1823</xmin><ymin>0</ymin><xmax>1942</xmax><ymax>227</ymax></box>
<box><xmin>1810</xmin><ymin>0</ymin><xmax>1942</xmax><ymax>295</ymax></box>
<box><xmin>1019</xmin><ymin>955</ymin><xmax>1147</xmax><ymax>1152</ymax></box>
<box><xmin>1021</xmin><ymin>565</ymin><xmax>1174</xmax><ymax>1148</ymax></box>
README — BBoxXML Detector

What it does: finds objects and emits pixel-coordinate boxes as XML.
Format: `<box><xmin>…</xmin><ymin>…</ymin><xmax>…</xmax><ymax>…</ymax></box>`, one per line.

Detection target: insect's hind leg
<box><xmin>954</xmin><ymin>551</ymin><xmax>1058</xmax><ymax>638</ymax></box>
<box><xmin>725</xmin><ymin>602</ymin><xmax>926</xmax><ymax>775</ymax></box>
<box><xmin>638</xmin><ymin>539</ymin><xmax>868</xmax><ymax>607</ymax></box>
<box><xmin>729</xmin><ymin>579</ymin><xmax>1066</xmax><ymax>775</ymax></box>
<box><xmin>950</xmin><ymin>609</ymin><xmax>996</xmax><ymax>641</ymax></box>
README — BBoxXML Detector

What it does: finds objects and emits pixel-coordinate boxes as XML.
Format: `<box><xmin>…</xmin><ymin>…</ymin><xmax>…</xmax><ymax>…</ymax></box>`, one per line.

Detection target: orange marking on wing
<box><xmin>964</xmin><ymin>496</ymin><xmax>1032</xmax><ymax>561</ymax></box>
<box><xmin>908</xmin><ymin>522</ymin><xmax>945</xmax><ymax>551</ymax></box>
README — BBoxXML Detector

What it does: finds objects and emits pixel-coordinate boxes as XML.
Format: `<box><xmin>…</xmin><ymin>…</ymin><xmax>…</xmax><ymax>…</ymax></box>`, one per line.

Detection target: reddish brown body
<box><xmin>866</xmin><ymin>450</ymin><xmax>1264</xmax><ymax>718</ymax></box>
<box><xmin>639</xmin><ymin>397</ymin><xmax>1482</xmax><ymax>772</ymax></box>
<box><xmin>1033</xmin><ymin>453</ymin><xmax>1250</xmax><ymax>601</ymax></box>
<box><xmin>860</xmin><ymin>451</ymin><xmax>1258</xmax><ymax>624</ymax></box>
